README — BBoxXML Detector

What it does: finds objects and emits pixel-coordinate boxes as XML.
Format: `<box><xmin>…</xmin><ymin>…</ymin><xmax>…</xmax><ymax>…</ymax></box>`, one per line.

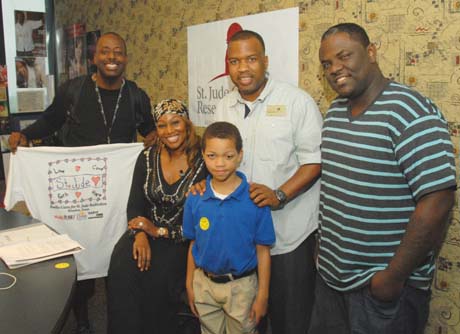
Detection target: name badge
<box><xmin>266</xmin><ymin>105</ymin><xmax>287</xmax><ymax>116</ymax></box>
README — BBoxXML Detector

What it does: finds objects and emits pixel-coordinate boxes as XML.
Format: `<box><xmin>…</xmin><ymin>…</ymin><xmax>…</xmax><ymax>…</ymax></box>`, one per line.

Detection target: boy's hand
<box><xmin>132</xmin><ymin>232</ymin><xmax>151</xmax><ymax>271</ymax></box>
<box><xmin>250</xmin><ymin>294</ymin><xmax>268</xmax><ymax>325</ymax></box>
<box><xmin>186</xmin><ymin>285</ymin><xmax>199</xmax><ymax>317</ymax></box>
<box><xmin>188</xmin><ymin>179</ymin><xmax>206</xmax><ymax>196</ymax></box>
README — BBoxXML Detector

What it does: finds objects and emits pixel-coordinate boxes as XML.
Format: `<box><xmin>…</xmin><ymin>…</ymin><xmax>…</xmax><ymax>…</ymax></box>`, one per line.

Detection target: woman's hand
<box><xmin>132</xmin><ymin>232</ymin><xmax>151</xmax><ymax>271</ymax></box>
<box><xmin>128</xmin><ymin>216</ymin><xmax>155</xmax><ymax>237</ymax></box>
<box><xmin>128</xmin><ymin>216</ymin><xmax>169</xmax><ymax>239</ymax></box>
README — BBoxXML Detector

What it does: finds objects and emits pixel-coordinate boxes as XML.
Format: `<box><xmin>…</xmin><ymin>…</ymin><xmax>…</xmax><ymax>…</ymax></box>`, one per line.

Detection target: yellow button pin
<box><xmin>199</xmin><ymin>217</ymin><xmax>210</xmax><ymax>231</ymax></box>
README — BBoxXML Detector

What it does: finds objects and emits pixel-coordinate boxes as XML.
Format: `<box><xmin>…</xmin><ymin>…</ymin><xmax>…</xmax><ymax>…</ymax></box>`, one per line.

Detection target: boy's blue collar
<box><xmin>203</xmin><ymin>171</ymin><xmax>247</xmax><ymax>201</ymax></box>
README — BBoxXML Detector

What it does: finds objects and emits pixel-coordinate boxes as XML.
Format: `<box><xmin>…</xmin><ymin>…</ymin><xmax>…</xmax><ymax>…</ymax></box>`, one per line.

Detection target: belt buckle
<box><xmin>204</xmin><ymin>270</ymin><xmax>234</xmax><ymax>283</ymax></box>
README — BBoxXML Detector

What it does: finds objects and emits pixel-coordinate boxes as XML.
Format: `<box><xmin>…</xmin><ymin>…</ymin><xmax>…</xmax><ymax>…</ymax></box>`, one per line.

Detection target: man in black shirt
<box><xmin>9</xmin><ymin>32</ymin><xmax>156</xmax><ymax>334</ymax></box>
<box><xmin>10</xmin><ymin>32</ymin><xmax>155</xmax><ymax>148</ymax></box>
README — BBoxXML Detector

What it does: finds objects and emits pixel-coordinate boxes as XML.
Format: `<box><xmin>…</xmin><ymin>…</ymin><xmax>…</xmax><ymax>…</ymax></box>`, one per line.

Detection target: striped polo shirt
<box><xmin>318</xmin><ymin>81</ymin><xmax>456</xmax><ymax>291</ymax></box>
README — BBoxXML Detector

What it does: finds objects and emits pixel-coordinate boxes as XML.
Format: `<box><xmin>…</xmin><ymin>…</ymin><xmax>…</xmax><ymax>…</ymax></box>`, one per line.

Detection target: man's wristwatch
<box><xmin>274</xmin><ymin>188</ymin><xmax>287</xmax><ymax>209</ymax></box>
<box><xmin>157</xmin><ymin>227</ymin><xmax>167</xmax><ymax>238</ymax></box>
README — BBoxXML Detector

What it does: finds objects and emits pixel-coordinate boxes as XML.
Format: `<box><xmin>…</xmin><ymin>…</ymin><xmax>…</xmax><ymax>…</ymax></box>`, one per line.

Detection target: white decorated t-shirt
<box><xmin>5</xmin><ymin>143</ymin><xmax>143</xmax><ymax>280</ymax></box>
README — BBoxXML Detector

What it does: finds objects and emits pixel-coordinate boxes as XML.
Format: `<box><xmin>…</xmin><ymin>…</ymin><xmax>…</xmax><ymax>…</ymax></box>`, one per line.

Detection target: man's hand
<box><xmin>249</xmin><ymin>183</ymin><xmax>280</xmax><ymax>208</ymax></box>
<box><xmin>369</xmin><ymin>268</ymin><xmax>405</xmax><ymax>302</ymax></box>
<box><xmin>142</xmin><ymin>130</ymin><xmax>157</xmax><ymax>147</ymax></box>
<box><xmin>132</xmin><ymin>232</ymin><xmax>151</xmax><ymax>271</ymax></box>
<box><xmin>370</xmin><ymin>189</ymin><xmax>454</xmax><ymax>302</ymax></box>
<box><xmin>8</xmin><ymin>132</ymin><xmax>28</xmax><ymax>153</ymax></box>
<box><xmin>188</xmin><ymin>179</ymin><xmax>206</xmax><ymax>196</ymax></box>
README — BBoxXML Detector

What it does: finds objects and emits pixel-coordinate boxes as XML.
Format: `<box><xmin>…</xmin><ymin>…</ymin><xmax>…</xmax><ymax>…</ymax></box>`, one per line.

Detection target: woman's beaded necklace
<box><xmin>143</xmin><ymin>146</ymin><xmax>204</xmax><ymax>234</ymax></box>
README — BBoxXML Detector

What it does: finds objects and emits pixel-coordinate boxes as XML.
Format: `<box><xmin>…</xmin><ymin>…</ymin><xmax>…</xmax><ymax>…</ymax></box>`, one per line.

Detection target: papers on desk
<box><xmin>0</xmin><ymin>223</ymin><xmax>83</xmax><ymax>269</ymax></box>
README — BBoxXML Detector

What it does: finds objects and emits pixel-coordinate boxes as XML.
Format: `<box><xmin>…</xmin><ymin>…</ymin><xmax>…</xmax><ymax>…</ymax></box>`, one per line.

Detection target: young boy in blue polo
<box><xmin>183</xmin><ymin>121</ymin><xmax>275</xmax><ymax>334</ymax></box>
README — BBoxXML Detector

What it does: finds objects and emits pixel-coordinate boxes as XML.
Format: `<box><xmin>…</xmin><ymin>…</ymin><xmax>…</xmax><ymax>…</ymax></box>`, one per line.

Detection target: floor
<box><xmin>60</xmin><ymin>278</ymin><xmax>107</xmax><ymax>334</ymax></box>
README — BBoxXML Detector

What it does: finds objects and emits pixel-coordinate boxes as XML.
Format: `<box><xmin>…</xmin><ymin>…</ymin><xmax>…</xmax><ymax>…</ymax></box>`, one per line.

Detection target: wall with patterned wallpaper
<box><xmin>54</xmin><ymin>0</ymin><xmax>460</xmax><ymax>332</ymax></box>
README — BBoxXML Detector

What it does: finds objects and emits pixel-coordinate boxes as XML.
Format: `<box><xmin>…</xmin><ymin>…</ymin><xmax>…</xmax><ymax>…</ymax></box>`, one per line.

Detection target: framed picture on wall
<box><xmin>15</xmin><ymin>56</ymin><xmax>46</xmax><ymax>88</ymax></box>
<box><xmin>0</xmin><ymin>135</ymin><xmax>11</xmax><ymax>153</ymax></box>
<box><xmin>16</xmin><ymin>88</ymin><xmax>46</xmax><ymax>112</ymax></box>
<box><xmin>14</xmin><ymin>10</ymin><xmax>46</xmax><ymax>57</ymax></box>
<box><xmin>0</xmin><ymin>101</ymin><xmax>8</xmax><ymax>117</ymax></box>
<box><xmin>3</xmin><ymin>2</ymin><xmax>55</xmax><ymax>115</ymax></box>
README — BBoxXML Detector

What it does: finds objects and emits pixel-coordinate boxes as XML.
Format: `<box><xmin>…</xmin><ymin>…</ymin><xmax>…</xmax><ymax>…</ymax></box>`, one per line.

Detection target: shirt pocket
<box><xmin>255</xmin><ymin>118</ymin><xmax>293</xmax><ymax>163</ymax></box>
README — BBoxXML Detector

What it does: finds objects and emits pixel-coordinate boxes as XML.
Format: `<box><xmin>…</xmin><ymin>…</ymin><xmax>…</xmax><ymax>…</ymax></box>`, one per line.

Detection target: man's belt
<box><xmin>202</xmin><ymin>268</ymin><xmax>256</xmax><ymax>284</ymax></box>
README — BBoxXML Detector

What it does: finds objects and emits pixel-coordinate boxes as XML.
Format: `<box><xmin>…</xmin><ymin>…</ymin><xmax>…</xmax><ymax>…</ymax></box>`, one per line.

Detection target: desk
<box><xmin>0</xmin><ymin>209</ymin><xmax>76</xmax><ymax>334</ymax></box>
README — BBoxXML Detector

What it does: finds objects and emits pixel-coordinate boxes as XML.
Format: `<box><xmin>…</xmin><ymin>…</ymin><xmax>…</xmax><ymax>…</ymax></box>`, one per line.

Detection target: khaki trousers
<box><xmin>193</xmin><ymin>269</ymin><xmax>257</xmax><ymax>334</ymax></box>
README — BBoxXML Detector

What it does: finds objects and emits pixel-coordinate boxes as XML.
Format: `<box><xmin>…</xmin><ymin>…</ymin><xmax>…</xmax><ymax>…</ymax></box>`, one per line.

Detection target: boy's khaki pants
<box><xmin>193</xmin><ymin>269</ymin><xmax>258</xmax><ymax>334</ymax></box>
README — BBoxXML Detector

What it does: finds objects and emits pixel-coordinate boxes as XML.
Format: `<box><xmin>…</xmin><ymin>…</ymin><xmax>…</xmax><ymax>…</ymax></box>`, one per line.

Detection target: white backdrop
<box><xmin>187</xmin><ymin>7</ymin><xmax>299</xmax><ymax>126</ymax></box>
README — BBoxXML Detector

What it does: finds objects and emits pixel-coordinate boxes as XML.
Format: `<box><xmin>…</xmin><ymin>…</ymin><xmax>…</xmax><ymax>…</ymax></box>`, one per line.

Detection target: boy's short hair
<box><xmin>202</xmin><ymin>122</ymin><xmax>242</xmax><ymax>152</ymax></box>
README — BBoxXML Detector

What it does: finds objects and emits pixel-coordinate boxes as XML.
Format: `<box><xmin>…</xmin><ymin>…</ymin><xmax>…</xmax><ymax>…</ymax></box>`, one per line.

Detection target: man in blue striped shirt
<box><xmin>309</xmin><ymin>23</ymin><xmax>457</xmax><ymax>334</ymax></box>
